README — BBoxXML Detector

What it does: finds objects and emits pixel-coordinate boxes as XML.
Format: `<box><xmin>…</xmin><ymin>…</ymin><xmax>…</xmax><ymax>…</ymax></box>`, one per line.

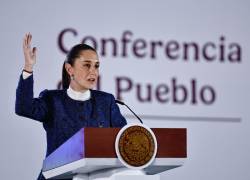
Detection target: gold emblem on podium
<box><xmin>115</xmin><ymin>124</ymin><xmax>157</xmax><ymax>169</ymax></box>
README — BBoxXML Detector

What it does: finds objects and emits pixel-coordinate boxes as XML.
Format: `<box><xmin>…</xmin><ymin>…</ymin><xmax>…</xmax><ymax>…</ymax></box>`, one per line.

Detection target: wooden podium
<box><xmin>42</xmin><ymin>127</ymin><xmax>186</xmax><ymax>180</ymax></box>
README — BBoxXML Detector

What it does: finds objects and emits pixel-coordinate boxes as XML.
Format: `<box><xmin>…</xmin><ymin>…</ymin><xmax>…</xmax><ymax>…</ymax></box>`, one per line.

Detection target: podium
<box><xmin>42</xmin><ymin>127</ymin><xmax>186</xmax><ymax>179</ymax></box>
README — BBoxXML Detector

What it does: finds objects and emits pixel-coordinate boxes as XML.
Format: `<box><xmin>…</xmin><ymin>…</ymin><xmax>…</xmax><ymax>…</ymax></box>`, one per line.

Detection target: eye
<box><xmin>83</xmin><ymin>64</ymin><xmax>91</xmax><ymax>68</ymax></box>
<box><xmin>95</xmin><ymin>64</ymin><xmax>100</xmax><ymax>69</ymax></box>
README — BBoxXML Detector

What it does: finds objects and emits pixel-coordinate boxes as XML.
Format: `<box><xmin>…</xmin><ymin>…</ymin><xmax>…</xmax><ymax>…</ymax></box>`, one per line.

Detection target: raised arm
<box><xmin>15</xmin><ymin>33</ymin><xmax>50</xmax><ymax>122</ymax></box>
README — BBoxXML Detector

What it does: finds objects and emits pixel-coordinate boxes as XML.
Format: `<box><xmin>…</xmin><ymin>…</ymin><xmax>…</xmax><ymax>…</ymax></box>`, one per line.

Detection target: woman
<box><xmin>15</xmin><ymin>33</ymin><xmax>127</xmax><ymax>180</ymax></box>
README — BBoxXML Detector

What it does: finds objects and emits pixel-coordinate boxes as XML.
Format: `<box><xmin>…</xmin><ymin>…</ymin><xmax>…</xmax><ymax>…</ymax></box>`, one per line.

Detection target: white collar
<box><xmin>67</xmin><ymin>86</ymin><xmax>91</xmax><ymax>101</ymax></box>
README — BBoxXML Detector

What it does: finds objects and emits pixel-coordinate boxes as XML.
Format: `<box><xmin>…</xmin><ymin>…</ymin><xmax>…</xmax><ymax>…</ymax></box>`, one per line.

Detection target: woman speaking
<box><xmin>15</xmin><ymin>33</ymin><xmax>127</xmax><ymax>180</ymax></box>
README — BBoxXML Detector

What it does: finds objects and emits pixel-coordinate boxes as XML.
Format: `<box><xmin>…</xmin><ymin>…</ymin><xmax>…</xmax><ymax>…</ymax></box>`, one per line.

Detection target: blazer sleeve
<box><xmin>15</xmin><ymin>74</ymin><xmax>50</xmax><ymax>122</ymax></box>
<box><xmin>109</xmin><ymin>94</ymin><xmax>127</xmax><ymax>127</ymax></box>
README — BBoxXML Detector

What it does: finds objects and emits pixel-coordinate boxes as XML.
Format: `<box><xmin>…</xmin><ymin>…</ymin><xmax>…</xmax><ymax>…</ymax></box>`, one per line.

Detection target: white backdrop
<box><xmin>1</xmin><ymin>0</ymin><xmax>250</xmax><ymax>179</ymax></box>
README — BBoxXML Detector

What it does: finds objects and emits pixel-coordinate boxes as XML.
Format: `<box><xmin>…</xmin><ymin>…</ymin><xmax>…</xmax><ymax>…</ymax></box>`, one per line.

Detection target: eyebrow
<box><xmin>80</xmin><ymin>59</ymin><xmax>99</xmax><ymax>63</ymax></box>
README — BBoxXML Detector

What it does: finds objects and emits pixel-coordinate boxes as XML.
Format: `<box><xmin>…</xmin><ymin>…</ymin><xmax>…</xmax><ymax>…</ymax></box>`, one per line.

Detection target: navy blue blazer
<box><xmin>15</xmin><ymin>74</ymin><xmax>127</xmax><ymax>157</ymax></box>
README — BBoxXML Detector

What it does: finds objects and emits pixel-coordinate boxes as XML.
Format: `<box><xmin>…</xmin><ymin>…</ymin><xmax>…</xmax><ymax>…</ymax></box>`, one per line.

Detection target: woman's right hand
<box><xmin>23</xmin><ymin>33</ymin><xmax>37</xmax><ymax>72</ymax></box>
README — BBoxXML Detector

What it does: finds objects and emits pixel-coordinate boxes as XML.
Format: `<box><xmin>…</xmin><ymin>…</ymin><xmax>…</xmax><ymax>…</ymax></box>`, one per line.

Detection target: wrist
<box><xmin>23</xmin><ymin>69</ymin><xmax>33</xmax><ymax>74</ymax></box>
<box><xmin>24</xmin><ymin>64</ymin><xmax>33</xmax><ymax>72</ymax></box>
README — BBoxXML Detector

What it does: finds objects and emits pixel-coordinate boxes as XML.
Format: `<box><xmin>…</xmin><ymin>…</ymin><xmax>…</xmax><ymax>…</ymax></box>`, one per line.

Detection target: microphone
<box><xmin>115</xmin><ymin>99</ymin><xmax>143</xmax><ymax>124</ymax></box>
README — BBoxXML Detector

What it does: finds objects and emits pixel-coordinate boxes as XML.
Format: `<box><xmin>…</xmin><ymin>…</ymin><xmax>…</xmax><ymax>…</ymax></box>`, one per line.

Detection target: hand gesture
<box><xmin>23</xmin><ymin>33</ymin><xmax>37</xmax><ymax>72</ymax></box>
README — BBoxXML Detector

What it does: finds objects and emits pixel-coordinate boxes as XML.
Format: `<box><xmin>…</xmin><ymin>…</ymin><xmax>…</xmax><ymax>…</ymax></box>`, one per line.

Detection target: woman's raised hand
<box><xmin>23</xmin><ymin>33</ymin><xmax>37</xmax><ymax>72</ymax></box>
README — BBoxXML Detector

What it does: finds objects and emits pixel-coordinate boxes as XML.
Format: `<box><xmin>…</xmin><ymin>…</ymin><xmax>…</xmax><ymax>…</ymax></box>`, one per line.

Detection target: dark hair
<box><xmin>62</xmin><ymin>44</ymin><xmax>97</xmax><ymax>89</ymax></box>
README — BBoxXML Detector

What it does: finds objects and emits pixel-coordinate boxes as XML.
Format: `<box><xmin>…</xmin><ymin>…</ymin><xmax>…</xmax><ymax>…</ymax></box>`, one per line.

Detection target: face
<box><xmin>65</xmin><ymin>50</ymin><xmax>99</xmax><ymax>92</ymax></box>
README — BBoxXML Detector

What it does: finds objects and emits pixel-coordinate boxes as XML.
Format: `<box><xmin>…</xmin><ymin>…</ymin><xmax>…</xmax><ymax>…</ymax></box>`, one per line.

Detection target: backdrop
<box><xmin>1</xmin><ymin>0</ymin><xmax>250</xmax><ymax>179</ymax></box>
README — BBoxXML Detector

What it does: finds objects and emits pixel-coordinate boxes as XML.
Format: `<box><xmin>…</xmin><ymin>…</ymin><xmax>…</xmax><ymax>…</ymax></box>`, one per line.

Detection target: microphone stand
<box><xmin>115</xmin><ymin>100</ymin><xmax>143</xmax><ymax>124</ymax></box>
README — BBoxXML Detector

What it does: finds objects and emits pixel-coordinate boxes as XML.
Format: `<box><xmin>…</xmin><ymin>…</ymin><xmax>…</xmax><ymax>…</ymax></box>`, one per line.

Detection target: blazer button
<box><xmin>98</xmin><ymin>121</ymin><xmax>104</xmax><ymax>128</ymax></box>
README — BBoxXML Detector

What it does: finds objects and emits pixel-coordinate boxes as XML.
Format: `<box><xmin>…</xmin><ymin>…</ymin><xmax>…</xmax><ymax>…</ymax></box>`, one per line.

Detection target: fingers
<box><xmin>27</xmin><ymin>33</ymin><xmax>32</xmax><ymax>47</ymax></box>
<box><xmin>23</xmin><ymin>34</ymin><xmax>27</xmax><ymax>49</ymax></box>
<box><xmin>32</xmin><ymin>47</ymin><xmax>37</xmax><ymax>56</ymax></box>
<box><xmin>26</xmin><ymin>33</ymin><xmax>31</xmax><ymax>48</ymax></box>
<box><xmin>23</xmin><ymin>33</ymin><xmax>32</xmax><ymax>49</ymax></box>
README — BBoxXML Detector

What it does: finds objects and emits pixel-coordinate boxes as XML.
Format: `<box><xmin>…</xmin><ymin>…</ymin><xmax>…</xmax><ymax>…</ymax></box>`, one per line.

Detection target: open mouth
<box><xmin>87</xmin><ymin>78</ymin><xmax>96</xmax><ymax>82</ymax></box>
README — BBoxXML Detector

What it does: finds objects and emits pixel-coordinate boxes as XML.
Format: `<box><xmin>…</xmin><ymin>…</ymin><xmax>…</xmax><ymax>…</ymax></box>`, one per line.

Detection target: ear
<box><xmin>65</xmin><ymin>63</ymin><xmax>74</xmax><ymax>76</ymax></box>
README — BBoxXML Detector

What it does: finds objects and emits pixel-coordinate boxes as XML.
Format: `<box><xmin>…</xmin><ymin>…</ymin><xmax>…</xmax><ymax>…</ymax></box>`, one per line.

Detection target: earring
<box><xmin>70</xmin><ymin>75</ymin><xmax>74</xmax><ymax>80</ymax></box>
